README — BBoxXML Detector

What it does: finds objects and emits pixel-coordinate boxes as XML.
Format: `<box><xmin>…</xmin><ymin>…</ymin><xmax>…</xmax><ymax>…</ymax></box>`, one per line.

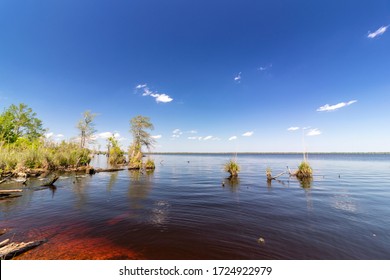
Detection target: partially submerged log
<box><xmin>95</xmin><ymin>167</ymin><xmax>126</xmax><ymax>173</ymax></box>
<box><xmin>42</xmin><ymin>175</ymin><xmax>59</xmax><ymax>186</ymax></box>
<box><xmin>0</xmin><ymin>190</ymin><xmax>23</xmax><ymax>200</ymax></box>
<box><xmin>266</xmin><ymin>171</ymin><xmax>286</xmax><ymax>181</ymax></box>
<box><xmin>0</xmin><ymin>239</ymin><xmax>45</xmax><ymax>259</ymax></box>
<box><xmin>0</xmin><ymin>175</ymin><xmax>12</xmax><ymax>185</ymax></box>
<box><xmin>0</xmin><ymin>239</ymin><xmax>10</xmax><ymax>248</ymax></box>
<box><xmin>0</xmin><ymin>189</ymin><xmax>23</xmax><ymax>194</ymax></box>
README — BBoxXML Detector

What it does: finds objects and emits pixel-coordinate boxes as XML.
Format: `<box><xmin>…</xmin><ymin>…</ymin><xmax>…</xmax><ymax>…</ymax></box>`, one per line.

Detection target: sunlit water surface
<box><xmin>1</xmin><ymin>154</ymin><xmax>389</xmax><ymax>259</ymax></box>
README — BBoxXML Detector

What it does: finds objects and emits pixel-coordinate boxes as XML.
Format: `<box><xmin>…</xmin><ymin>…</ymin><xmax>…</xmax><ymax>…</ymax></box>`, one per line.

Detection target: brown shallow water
<box><xmin>1</xmin><ymin>154</ymin><xmax>390</xmax><ymax>259</ymax></box>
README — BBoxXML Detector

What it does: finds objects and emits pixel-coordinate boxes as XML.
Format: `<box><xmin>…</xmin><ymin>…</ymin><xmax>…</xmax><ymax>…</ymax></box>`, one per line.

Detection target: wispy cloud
<box><xmin>136</xmin><ymin>84</ymin><xmax>147</xmax><ymax>89</ymax></box>
<box><xmin>135</xmin><ymin>83</ymin><xmax>173</xmax><ymax>103</ymax></box>
<box><xmin>234</xmin><ymin>72</ymin><xmax>241</xmax><ymax>83</ymax></box>
<box><xmin>317</xmin><ymin>100</ymin><xmax>357</xmax><ymax>112</ymax></box>
<box><xmin>187</xmin><ymin>130</ymin><xmax>197</xmax><ymax>134</ymax></box>
<box><xmin>307</xmin><ymin>128</ymin><xmax>322</xmax><ymax>136</ymax></box>
<box><xmin>203</xmin><ymin>135</ymin><xmax>213</xmax><ymax>140</ymax></box>
<box><xmin>367</xmin><ymin>25</ymin><xmax>388</xmax><ymax>38</ymax></box>
<box><xmin>45</xmin><ymin>132</ymin><xmax>65</xmax><ymax>141</ymax></box>
<box><xmin>171</xmin><ymin>129</ymin><xmax>182</xmax><ymax>139</ymax></box>
<box><xmin>242</xmin><ymin>131</ymin><xmax>254</xmax><ymax>137</ymax></box>
<box><xmin>188</xmin><ymin>136</ymin><xmax>198</xmax><ymax>140</ymax></box>
<box><xmin>287</xmin><ymin>127</ymin><xmax>300</xmax><ymax>131</ymax></box>
<box><xmin>228</xmin><ymin>136</ymin><xmax>237</xmax><ymax>141</ymax></box>
<box><xmin>257</xmin><ymin>64</ymin><xmax>272</xmax><ymax>71</ymax></box>
<box><xmin>151</xmin><ymin>135</ymin><xmax>162</xmax><ymax>139</ymax></box>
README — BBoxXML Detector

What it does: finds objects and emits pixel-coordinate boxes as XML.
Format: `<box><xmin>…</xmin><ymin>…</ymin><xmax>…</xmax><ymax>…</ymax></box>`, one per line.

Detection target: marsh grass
<box><xmin>0</xmin><ymin>141</ymin><xmax>91</xmax><ymax>175</ymax></box>
<box><xmin>224</xmin><ymin>159</ymin><xmax>240</xmax><ymax>177</ymax></box>
<box><xmin>108</xmin><ymin>146</ymin><xmax>126</xmax><ymax>166</ymax></box>
<box><xmin>296</xmin><ymin>161</ymin><xmax>313</xmax><ymax>179</ymax></box>
<box><xmin>144</xmin><ymin>158</ymin><xmax>155</xmax><ymax>170</ymax></box>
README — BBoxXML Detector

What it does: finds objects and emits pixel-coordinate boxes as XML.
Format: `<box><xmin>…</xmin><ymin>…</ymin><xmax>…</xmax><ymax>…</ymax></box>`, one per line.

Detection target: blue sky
<box><xmin>1</xmin><ymin>0</ymin><xmax>389</xmax><ymax>152</ymax></box>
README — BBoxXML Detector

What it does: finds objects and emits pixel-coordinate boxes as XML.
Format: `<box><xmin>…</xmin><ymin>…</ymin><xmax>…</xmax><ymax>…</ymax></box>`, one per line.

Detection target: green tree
<box><xmin>107</xmin><ymin>135</ymin><xmax>125</xmax><ymax>165</ymax></box>
<box><xmin>130</xmin><ymin>115</ymin><xmax>155</xmax><ymax>152</ymax></box>
<box><xmin>128</xmin><ymin>115</ymin><xmax>155</xmax><ymax>169</ymax></box>
<box><xmin>0</xmin><ymin>103</ymin><xmax>45</xmax><ymax>144</ymax></box>
<box><xmin>77</xmin><ymin>110</ymin><xmax>97</xmax><ymax>148</ymax></box>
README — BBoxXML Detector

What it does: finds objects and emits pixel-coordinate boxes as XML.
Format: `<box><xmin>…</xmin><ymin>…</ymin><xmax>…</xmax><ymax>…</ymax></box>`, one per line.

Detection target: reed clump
<box><xmin>144</xmin><ymin>158</ymin><xmax>155</xmax><ymax>170</ymax></box>
<box><xmin>0</xmin><ymin>140</ymin><xmax>91</xmax><ymax>176</ymax></box>
<box><xmin>224</xmin><ymin>159</ymin><xmax>240</xmax><ymax>177</ymax></box>
<box><xmin>296</xmin><ymin>161</ymin><xmax>313</xmax><ymax>179</ymax></box>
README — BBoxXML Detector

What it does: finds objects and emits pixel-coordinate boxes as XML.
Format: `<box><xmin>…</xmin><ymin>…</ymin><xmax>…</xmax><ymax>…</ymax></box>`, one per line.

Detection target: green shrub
<box><xmin>144</xmin><ymin>158</ymin><xmax>155</xmax><ymax>169</ymax></box>
<box><xmin>296</xmin><ymin>161</ymin><xmax>313</xmax><ymax>178</ymax></box>
<box><xmin>109</xmin><ymin>146</ymin><xmax>125</xmax><ymax>165</ymax></box>
<box><xmin>224</xmin><ymin>159</ymin><xmax>240</xmax><ymax>177</ymax></box>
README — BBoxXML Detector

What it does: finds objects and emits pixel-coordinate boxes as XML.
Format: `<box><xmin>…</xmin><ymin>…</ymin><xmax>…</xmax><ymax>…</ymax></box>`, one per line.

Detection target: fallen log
<box><xmin>0</xmin><ymin>239</ymin><xmax>10</xmax><ymax>248</ymax></box>
<box><xmin>0</xmin><ymin>190</ymin><xmax>23</xmax><ymax>194</ymax></box>
<box><xmin>95</xmin><ymin>168</ymin><xmax>126</xmax><ymax>173</ymax></box>
<box><xmin>0</xmin><ymin>175</ymin><xmax>12</xmax><ymax>185</ymax></box>
<box><xmin>42</xmin><ymin>175</ymin><xmax>59</xmax><ymax>186</ymax></box>
<box><xmin>266</xmin><ymin>169</ymin><xmax>287</xmax><ymax>181</ymax></box>
<box><xmin>0</xmin><ymin>239</ymin><xmax>45</xmax><ymax>259</ymax></box>
<box><xmin>0</xmin><ymin>193</ymin><xmax>23</xmax><ymax>200</ymax></box>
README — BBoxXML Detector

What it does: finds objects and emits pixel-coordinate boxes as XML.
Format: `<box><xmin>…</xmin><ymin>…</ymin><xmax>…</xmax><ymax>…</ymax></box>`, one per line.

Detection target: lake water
<box><xmin>1</xmin><ymin>153</ymin><xmax>390</xmax><ymax>259</ymax></box>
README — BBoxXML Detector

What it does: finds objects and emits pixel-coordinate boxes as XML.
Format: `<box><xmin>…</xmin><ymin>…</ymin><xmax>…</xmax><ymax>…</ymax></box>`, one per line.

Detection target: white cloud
<box><xmin>228</xmin><ymin>136</ymin><xmax>237</xmax><ymax>141</ymax></box>
<box><xmin>203</xmin><ymin>135</ymin><xmax>213</xmax><ymax>140</ymax></box>
<box><xmin>135</xmin><ymin>83</ymin><xmax>173</xmax><ymax>103</ymax></box>
<box><xmin>234</xmin><ymin>72</ymin><xmax>241</xmax><ymax>82</ymax></box>
<box><xmin>45</xmin><ymin>132</ymin><xmax>54</xmax><ymax>138</ymax></box>
<box><xmin>287</xmin><ymin>127</ymin><xmax>300</xmax><ymax>131</ymax></box>
<box><xmin>97</xmin><ymin>132</ymin><xmax>114</xmax><ymax>139</ymax></box>
<box><xmin>317</xmin><ymin>100</ymin><xmax>357</xmax><ymax>112</ymax></box>
<box><xmin>136</xmin><ymin>84</ymin><xmax>147</xmax><ymax>89</ymax></box>
<box><xmin>171</xmin><ymin>134</ymin><xmax>180</xmax><ymax>138</ymax></box>
<box><xmin>188</xmin><ymin>136</ymin><xmax>198</xmax><ymax>140</ymax></box>
<box><xmin>45</xmin><ymin>132</ymin><xmax>65</xmax><ymax>141</ymax></box>
<box><xmin>368</xmin><ymin>25</ymin><xmax>388</xmax><ymax>38</ymax></box>
<box><xmin>242</xmin><ymin>131</ymin><xmax>254</xmax><ymax>137</ymax></box>
<box><xmin>172</xmin><ymin>129</ymin><xmax>182</xmax><ymax>135</ymax></box>
<box><xmin>151</xmin><ymin>135</ymin><xmax>162</xmax><ymax>139</ymax></box>
<box><xmin>150</xmin><ymin>93</ymin><xmax>173</xmax><ymax>103</ymax></box>
<box><xmin>257</xmin><ymin>64</ymin><xmax>272</xmax><ymax>71</ymax></box>
<box><xmin>187</xmin><ymin>130</ymin><xmax>197</xmax><ymax>134</ymax></box>
<box><xmin>307</xmin><ymin>128</ymin><xmax>322</xmax><ymax>136</ymax></box>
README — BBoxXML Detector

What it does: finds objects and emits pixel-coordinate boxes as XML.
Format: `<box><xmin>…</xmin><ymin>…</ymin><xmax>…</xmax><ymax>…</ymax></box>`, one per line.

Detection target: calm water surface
<box><xmin>1</xmin><ymin>154</ymin><xmax>390</xmax><ymax>259</ymax></box>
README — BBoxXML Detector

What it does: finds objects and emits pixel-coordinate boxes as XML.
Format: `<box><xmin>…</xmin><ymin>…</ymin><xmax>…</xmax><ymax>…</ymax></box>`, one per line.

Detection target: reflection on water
<box><xmin>1</xmin><ymin>154</ymin><xmax>390</xmax><ymax>259</ymax></box>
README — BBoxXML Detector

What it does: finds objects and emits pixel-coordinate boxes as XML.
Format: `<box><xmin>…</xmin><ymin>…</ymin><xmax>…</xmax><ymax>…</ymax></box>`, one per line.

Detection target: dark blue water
<box><xmin>1</xmin><ymin>154</ymin><xmax>389</xmax><ymax>259</ymax></box>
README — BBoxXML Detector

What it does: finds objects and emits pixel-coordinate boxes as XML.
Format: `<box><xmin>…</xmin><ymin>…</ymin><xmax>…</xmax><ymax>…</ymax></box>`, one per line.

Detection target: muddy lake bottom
<box><xmin>1</xmin><ymin>154</ymin><xmax>390</xmax><ymax>259</ymax></box>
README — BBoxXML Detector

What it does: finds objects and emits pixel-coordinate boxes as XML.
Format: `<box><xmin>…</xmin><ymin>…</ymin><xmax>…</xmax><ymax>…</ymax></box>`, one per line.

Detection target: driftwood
<box><xmin>0</xmin><ymin>229</ymin><xmax>8</xmax><ymax>236</ymax></box>
<box><xmin>95</xmin><ymin>168</ymin><xmax>125</xmax><ymax>173</ymax></box>
<box><xmin>0</xmin><ymin>189</ymin><xmax>23</xmax><ymax>194</ymax></box>
<box><xmin>266</xmin><ymin>170</ymin><xmax>287</xmax><ymax>181</ymax></box>
<box><xmin>0</xmin><ymin>239</ymin><xmax>10</xmax><ymax>248</ymax></box>
<box><xmin>0</xmin><ymin>239</ymin><xmax>45</xmax><ymax>259</ymax></box>
<box><xmin>0</xmin><ymin>175</ymin><xmax>12</xmax><ymax>185</ymax></box>
<box><xmin>0</xmin><ymin>190</ymin><xmax>23</xmax><ymax>200</ymax></box>
<box><xmin>42</xmin><ymin>175</ymin><xmax>59</xmax><ymax>186</ymax></box>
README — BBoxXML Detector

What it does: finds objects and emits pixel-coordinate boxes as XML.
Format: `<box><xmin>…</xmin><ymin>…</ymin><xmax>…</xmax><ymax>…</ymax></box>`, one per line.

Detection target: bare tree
<box><xmin>77</xmin><ymin>110</ymin><xmax>97</xmax><ymax>148</ymax></box>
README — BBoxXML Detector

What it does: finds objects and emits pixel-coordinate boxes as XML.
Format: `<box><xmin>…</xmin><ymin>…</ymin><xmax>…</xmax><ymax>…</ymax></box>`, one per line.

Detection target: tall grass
<box><xmin>0</xmin><ymin>140</ymin><xmax>91</xmax><ymax>175</ymax></box>
<box><xmin>224</xmin><ymin>159</ymin><xmax>240</xmax><ymax>177</ymax></box>
<box><xmin>296</xmin><ymin>161</ymin><xmax>313</xmax><ymax>179</ymax></box>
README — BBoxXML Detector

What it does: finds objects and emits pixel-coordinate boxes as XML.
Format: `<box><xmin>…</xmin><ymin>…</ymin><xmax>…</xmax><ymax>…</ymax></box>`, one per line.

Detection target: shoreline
<box><xmin>147</xmin><ymin>152</ymin><xmax>390</xmax><ymax>155</ymax></box>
